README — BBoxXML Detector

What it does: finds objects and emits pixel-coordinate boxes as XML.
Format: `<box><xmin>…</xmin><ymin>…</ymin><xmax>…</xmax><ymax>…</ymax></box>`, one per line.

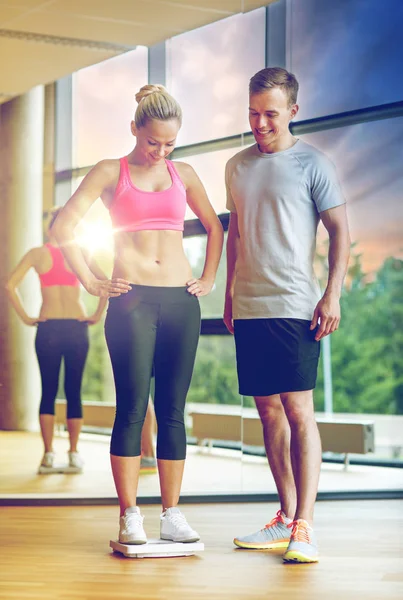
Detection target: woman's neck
<box><xmin>47</xmin><ymin>236</ymin><xmax>58</xmax><ymax>246</ymax></box>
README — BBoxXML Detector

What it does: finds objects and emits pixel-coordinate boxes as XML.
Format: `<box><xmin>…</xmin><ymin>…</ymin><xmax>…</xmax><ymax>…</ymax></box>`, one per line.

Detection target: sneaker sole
<box><xmin>283</xmin><ymin>550</ymin><xmax>319</xmax><ymax>563</ymax></box>
<box><xmin>37</xmin><ymin>466</ymin><xmax>82</xmax><ymax>474</ymax></box>
<box><xmin>234</xmin><ymin>538</ymin><xmax>290</xmax><ymax>550</ymax></box>
<box><xmin>160</xmin><ymin>535</ymin><xmax>200</xmax><ymax>544</ymax></box>
<box><xmin>38</xmin><ymin>466</ymin><xmax>54</xmax><ymax>474</ymax></box>
<box><xmin>119</xmin><ymin>538</ymin><xmax>148</xmax><ymax>545</ymax></box>
<box><xmin>139</xmin><ymin>467</ymin><xmax>157</xmax><ymax>475</ymax></box>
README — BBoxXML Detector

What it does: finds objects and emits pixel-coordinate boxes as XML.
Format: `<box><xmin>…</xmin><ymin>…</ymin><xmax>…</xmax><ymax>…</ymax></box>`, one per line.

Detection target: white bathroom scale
<box><xmin>38</xmin><ymin>464</ymin><xmax>82</xmax><ymax>474</ymax></box>
<box><xmin>110</xmin><ymin>538</ymin><xmax>204</xmax><ymax>559</ymax></box>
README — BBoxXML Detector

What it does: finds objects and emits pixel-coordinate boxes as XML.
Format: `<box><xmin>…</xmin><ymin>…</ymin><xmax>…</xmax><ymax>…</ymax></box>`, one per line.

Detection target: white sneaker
<box><xmin>68</xmin><ymin>451</ymin><xmax>84</xmax><ymax>471</ymax></box>
<box><xmin>119</xmin><ymin>507</ymin><xmax>147</xmax><ymax>545</ymax></box>
<box><xmin>38</xmin><ymin>451</ymin><xmax>55</xmax><ymax>473</ymax></box>
<box><xmin>160</xmin><ymin>507</ymin><xmax>200</xmax><ymax>543</ymax></box>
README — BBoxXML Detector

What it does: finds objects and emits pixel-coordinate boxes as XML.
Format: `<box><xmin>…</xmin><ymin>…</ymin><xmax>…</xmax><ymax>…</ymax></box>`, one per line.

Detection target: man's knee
<box><xmin>254</xmin><ymin>395</ymin><xmax>284</xmax><ymax>424</ymax></box>
<box><xmin>280</xmin><ymin>391</ymin><xmax>315</xmax><ymax>427</ymax></box>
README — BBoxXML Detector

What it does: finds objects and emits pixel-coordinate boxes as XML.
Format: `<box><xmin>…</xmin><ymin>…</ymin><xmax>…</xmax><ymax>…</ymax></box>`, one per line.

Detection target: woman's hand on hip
<box><xmin>24</xmin><ymin>316</ymin><xmax>45</xmax><ymax>327</ymax></box>
<box><xmin>186</xmin><ymin>277</ymin><xmax>214</xmax><ymax>297</ymax></box>
<box><xmin>85</xmin><ymin>278</ymin><xmax>132</xmax><ymax>298</ymax></box>
<box><xmin>80</xmin><ymin>314</ymin><xmax>101</xmax><ymax>325</ymax></box>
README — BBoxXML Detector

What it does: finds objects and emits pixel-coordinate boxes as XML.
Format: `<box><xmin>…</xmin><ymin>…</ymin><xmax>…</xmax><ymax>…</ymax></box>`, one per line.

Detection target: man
<box><xmin>224</xmin><ymin>67</ymin><xmax>350</xmax><ymax>564</ymax></box>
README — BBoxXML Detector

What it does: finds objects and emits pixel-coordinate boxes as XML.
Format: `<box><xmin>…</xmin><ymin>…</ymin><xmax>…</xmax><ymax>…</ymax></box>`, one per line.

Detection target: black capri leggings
<box><xmin>105</xmin><ymin>285</ymin><xmax>201</xmax><ymax>460</ymax></box>
<box><xmin>35</xmin><ymin>320</ymin><xmax>89</xmax><ymax>419</ymax></box>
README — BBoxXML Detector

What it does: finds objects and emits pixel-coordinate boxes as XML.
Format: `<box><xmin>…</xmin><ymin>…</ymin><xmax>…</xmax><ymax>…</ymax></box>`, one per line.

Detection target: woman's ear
<box><xmin>130</xmin><ymin>120</ymin><xmax>137</xmax><ymax>137</ymax></box>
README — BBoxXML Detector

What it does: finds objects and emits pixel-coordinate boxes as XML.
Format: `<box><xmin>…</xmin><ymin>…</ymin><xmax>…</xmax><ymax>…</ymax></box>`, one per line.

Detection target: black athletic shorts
<box><xmin>233</xmin><ymin>318</ymin><xmax>320</xmax><ymax>397</ymax></box>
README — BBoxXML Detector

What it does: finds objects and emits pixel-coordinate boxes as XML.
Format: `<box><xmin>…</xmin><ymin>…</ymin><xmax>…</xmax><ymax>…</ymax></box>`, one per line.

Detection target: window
<box><xmin>178</xmin><ymin>145</ymin><xmax>249</xmax><ymax>219</ymax></box>
<box><xmin>187</xmin><ymin>335</ymin><xmax>240</xmax><ymax>407</ymax></box>
<box><xmin>167</xmin><ymin>9</ymin><xmax>265</xmax><ymax>146</ymax></box>
<box><xmin>289</xmin><ymin>0</ymin><xmax>403</xmax><ymax>120</ymax></box>
<box><xmin>302</xmin><ymin>118</ymin><xmax>403</xmax><ymax>277</ymax></box>
<box><xmin>73</xmin><ymin>47</ymin><xmax>148</xmax><ymax>167</ymax></box>
<box><xmin>52</xmin><ymin>2</ymin><xmax>403</xmax><ymax>496</ymax></box>
<box><xmin>302</xmin><ymin>118</ymin><xmax>403</xmax><ymax>420</ymax></box>
<box><xmin>184</xmin><ymin>233</ymin><xmax>229</xmax><ymax>319</ymax></box>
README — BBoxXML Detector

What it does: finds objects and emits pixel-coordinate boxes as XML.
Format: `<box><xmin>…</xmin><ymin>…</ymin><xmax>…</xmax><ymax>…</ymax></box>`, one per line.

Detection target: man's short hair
<box><xmin>249</xmin><ymin>67</ymin><xmax>299</xmax><ymax>107</ymax></box>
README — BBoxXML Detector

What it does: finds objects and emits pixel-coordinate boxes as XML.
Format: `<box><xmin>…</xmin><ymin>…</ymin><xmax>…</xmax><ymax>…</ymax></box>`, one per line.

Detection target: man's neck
<box><xmin>258</xmin><ymin>133</ymin><xmax>298</xmax><ymax>155</ymax></box>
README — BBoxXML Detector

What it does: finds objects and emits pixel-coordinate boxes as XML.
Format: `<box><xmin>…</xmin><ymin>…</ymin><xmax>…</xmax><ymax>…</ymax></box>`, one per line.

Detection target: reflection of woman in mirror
<box><xmin>53</xmin><ymin>84</ymin><xmax>223</xmax><ymax>545</ymax></box>
<box><xmin>5</xmin><ymin>208</ymin><xmax>107</xmax><ymax>473</ymax></box>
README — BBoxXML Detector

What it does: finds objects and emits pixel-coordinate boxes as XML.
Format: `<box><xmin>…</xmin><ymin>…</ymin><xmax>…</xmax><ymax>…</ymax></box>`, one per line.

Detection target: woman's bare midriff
<box><xmin>112</xmin><ymin>230</ymin><xmax>193</xmax><ymax>286</ymax></box>
<box><xmin>39</xmin><ymin>287</ymin><xmax>87</xmax><ymax>320</ymax></box>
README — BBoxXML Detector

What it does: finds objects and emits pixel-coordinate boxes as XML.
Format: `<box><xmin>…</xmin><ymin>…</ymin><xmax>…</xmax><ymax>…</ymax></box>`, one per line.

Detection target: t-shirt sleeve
<box><xmin>225</xmin><ymin>160</ymin><xmax>237</xmax><ymax>213</ymax></box>
<box><xmin>311</xmin><ymin>153</ymin><xmax>346</xmax><ymax>213</ymax></box>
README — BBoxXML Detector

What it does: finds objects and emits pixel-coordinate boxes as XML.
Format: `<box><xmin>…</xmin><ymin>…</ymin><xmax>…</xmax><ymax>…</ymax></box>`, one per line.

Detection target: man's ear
<box><xmin>290</xmin><ymin>104</ymin><xmax>299</xmax><ymax>120</ymax></box>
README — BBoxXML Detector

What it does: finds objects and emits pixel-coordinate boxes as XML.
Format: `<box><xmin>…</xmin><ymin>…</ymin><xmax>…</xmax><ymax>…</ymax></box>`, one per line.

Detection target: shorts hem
<box><xmin>238</xmin><ymin>384</ymin><xmax>316</xmax><ymax>397</ymax></box>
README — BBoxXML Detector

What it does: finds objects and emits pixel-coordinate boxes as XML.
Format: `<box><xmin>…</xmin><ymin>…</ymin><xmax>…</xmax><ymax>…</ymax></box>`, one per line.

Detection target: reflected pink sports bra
<box><xmin>109</xmin><ymin>157</ymin><xmax>187</xmax><ymax>232</ymax></box>
<box><xmin>38</xmin><ymin>244</ymin><xmax>80</xmax><ymax>288</ymax></box>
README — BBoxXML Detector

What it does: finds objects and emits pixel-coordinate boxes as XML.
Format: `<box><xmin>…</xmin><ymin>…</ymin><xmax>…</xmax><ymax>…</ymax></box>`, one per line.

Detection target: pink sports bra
<box><xmin>38</xmin><ymin>244</ymin><xmax>80</xmax><ymax>288</ymax></box>
<box><xmin>109</xmin><ymin>157</ymin><xmax>187</xmax><ymax>233</ymax></box>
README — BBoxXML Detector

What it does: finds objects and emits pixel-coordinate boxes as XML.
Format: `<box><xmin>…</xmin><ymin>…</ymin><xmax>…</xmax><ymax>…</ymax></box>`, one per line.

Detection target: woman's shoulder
<box><xmin>93</xmin><ymin>158</ymin><xmax>121</xmax><ymax>177</ymax></box>
<box><xmin>170</xmin><ymin>160</ymin><xmax>193</xmax><ymax>173</ymax></box>
<box><xmin>81</xmin><ymin>159</ymin><xmax>122</xmax><ymax>193</ymax></box>
<box><xmin>25</xmin><ymin>246</ymin><xmax>48</xmax><ymax>269</ymax></box>
<box><xmin>169</xmin><ymin>160</ymin><xmax>197</xmax><ymax>186</ymax></box>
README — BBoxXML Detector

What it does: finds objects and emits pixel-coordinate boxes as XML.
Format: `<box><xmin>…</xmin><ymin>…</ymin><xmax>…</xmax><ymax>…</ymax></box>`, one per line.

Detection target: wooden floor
<box><xmin>1</xmin><ymin>431</ymin><xmax>403</xmax><ymax>500</ymax></box>
<box><xmin>0</xmin><ymin>501</ymin><xmax>402</xmax><ymax>600</ymax></box>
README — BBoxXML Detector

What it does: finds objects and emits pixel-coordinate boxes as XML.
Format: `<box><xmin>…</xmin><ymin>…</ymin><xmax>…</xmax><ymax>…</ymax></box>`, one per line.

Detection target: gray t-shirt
<box><xmin>225</xmin><ymin>139</ymin><xmax>345</xmax><ymax>320</ymax></box>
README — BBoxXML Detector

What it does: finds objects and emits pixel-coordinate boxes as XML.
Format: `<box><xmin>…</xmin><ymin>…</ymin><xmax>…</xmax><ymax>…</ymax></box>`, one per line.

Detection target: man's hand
<box><xmin>311</xmin><ymin>293</ymin><xmax>341</xmax><ymax>341</ymax></box>
<box><xmin>223</xmin><ymin>297</ymin><xmax>234</xmax><ymax>335</ymax></box>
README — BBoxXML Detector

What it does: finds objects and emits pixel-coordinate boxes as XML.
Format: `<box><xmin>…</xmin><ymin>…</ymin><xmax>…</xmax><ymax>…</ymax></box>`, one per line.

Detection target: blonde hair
<box><xmin>134</xmin><ymin>84</ymin><xmax>182</xmax><ymax>128</ymax></box>
<box><xmin>249</xmin><ymin>67</ymin><xmax>299</xmax><ymax>107</ymax></box>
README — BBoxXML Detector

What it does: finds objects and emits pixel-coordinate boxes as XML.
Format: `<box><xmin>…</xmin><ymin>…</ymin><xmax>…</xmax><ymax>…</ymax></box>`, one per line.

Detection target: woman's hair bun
<box><xmin>135</xmin><ymin>84</ymin><xmax>167</xmax><ymax>104</ymax></box>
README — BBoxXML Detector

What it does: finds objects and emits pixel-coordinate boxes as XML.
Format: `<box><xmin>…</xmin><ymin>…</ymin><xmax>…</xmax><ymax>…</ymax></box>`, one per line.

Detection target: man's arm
<box><xmin>224</xmin><ymin>212</ymin><xmax>240</xmax><ymax>335</ymax></box>
<box><xmin>311</xmin><ymin>204</ymin><xmax>350</xmax><ymax>341</ymax></box>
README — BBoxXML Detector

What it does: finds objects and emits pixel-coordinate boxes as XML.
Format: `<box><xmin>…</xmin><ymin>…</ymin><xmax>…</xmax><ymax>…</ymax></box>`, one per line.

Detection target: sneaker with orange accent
<box><xmin>140</xmin><ymin>456</ymin><xmax>157</xmax><ymax>474</ymax></box>
<box><xmin>283</xmin><ymin>519</ymin><xmax>319</xmax><ymax>563</ymax></box>
<box><xmin>233</xmin><ymin>510</ymin><xmax>292</xmax><ymax>549</ymax></box>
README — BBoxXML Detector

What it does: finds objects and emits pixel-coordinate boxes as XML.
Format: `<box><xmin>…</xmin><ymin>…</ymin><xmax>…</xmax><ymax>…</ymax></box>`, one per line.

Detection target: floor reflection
<box><xmin>1</xmin><ymin>431</ymin><xmax>402</xmax><ymax>498</ymax></box>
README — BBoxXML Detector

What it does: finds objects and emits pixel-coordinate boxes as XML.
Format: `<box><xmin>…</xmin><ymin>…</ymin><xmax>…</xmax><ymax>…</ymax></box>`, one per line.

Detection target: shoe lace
<box><xmin>264</xmin><ymin>510</ymin><xmax>286</xmax><ymax>529</ymax></box>
<box><xmin>125</xmin><ymin>512</ymin><xmax>143</xmax><ymax>526</ymax></box>
<box><xmin>42</xmin><ymin>453</ymin><xmax>54</xmax><ymax>466</ymax></box>
<box><xmin>168</xmin><ymin>512</ymin><xmax>188</xmax><ymax>527</ymax></box>
<box><xmin>69</xmin><ymin>452</ymin><xmax>81</xmax><ymax>465</ymax></box>
<box><xmin>287</xmin><ymin>519</ymin><xmax>311</xmax><ymax>543</ymax></box>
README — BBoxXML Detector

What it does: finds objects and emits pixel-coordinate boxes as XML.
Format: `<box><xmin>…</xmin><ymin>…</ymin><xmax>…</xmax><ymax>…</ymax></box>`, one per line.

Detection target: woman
<box><xmin>53</xmin><ymin>84</ymin><xmax>223</xmax><ymax>544</ymax></box>
<box><xmin>5</xmin><ymin>209</ymin><xmax>107</xmax><ymax>473</ymax></box>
